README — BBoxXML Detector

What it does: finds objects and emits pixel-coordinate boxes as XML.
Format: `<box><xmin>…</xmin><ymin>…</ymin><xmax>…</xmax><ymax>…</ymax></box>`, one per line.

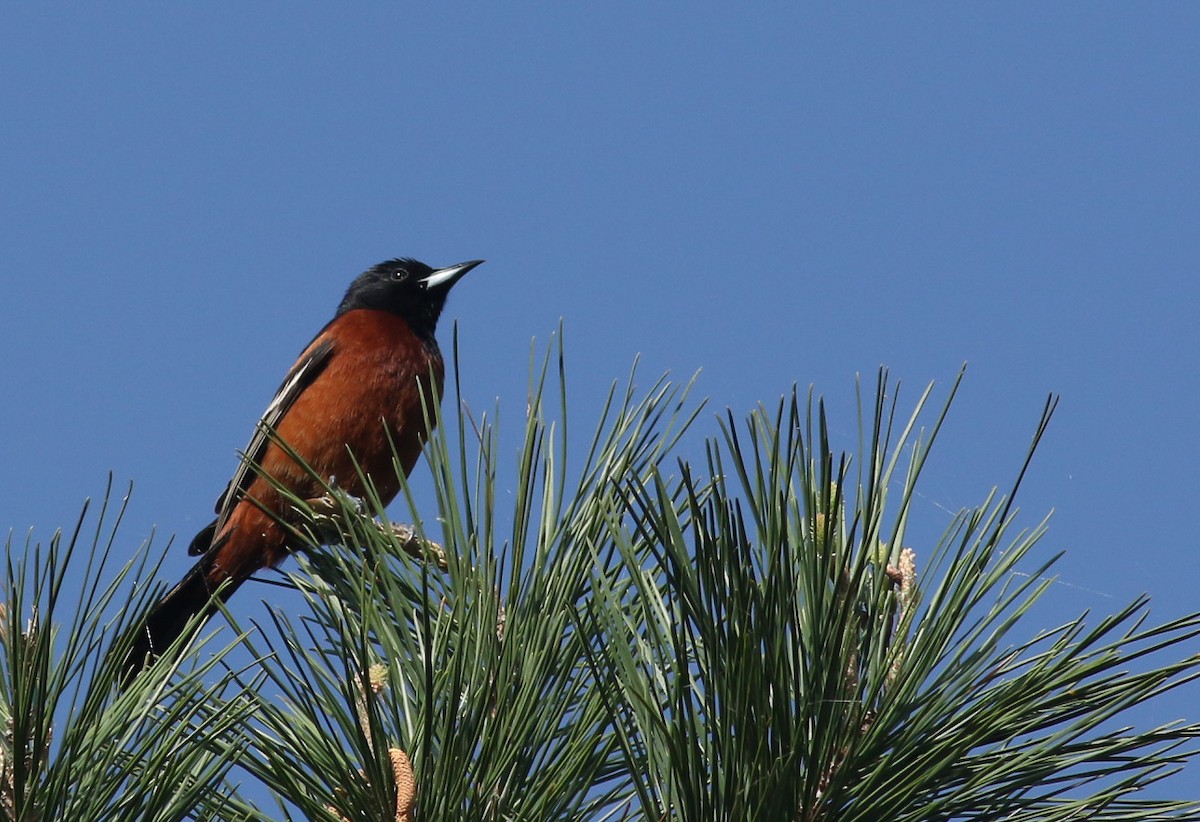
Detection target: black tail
<box><xmin>122</xmin><ymin>557</ymin><xmax>241</xmax><ymax>681</ymax></box>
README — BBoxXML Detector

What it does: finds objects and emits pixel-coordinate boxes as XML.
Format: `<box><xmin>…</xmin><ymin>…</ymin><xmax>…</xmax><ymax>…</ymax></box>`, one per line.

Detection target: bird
<box><xmin>125</xmin><ymin>257</ymin><xmax>482</xmax><ymax>674</ymax></box>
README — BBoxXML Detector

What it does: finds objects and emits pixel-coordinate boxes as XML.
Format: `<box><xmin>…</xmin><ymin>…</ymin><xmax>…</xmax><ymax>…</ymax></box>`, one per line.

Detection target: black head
<box><xmin>336</xmin><ymin>258</ymin><xmax>483</xmax><ymax>338</ymax></box>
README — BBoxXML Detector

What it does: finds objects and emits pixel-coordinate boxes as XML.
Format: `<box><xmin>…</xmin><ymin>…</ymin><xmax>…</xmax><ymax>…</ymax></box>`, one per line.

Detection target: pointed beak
<box><xmin>421</xmin><ymin>259</ymin><xmax>484</xmax><ymax>291</ymax></box>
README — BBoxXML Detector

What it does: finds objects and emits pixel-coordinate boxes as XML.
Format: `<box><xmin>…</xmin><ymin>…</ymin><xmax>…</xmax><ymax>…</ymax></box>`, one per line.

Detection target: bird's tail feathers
<box><xmin>121</xmin><ymin>555</ymin><xmax>242</xmax><ymax>680</ymax></box>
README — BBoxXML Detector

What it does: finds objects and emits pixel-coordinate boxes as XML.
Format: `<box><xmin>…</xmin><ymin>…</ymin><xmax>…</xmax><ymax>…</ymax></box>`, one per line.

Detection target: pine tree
<box><xmin>4</xmin><ymin>338</ymin><xmax>1198</xmax><ymax>820</ymax></box>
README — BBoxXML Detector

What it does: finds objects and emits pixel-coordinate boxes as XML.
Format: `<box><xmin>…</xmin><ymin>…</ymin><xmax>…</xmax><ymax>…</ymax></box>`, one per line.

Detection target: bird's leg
<box><xmin>301</xmin><ymin>493</ymin><xmax>448</xmax><ymax>571</ymax></box>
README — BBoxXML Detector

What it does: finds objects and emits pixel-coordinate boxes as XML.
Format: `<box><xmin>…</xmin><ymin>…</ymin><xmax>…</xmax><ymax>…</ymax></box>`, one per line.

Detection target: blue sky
<box><xmin>2</xmin><ymin>4</ymin><xmax>1198</xmax><ymax>804</ymax></box>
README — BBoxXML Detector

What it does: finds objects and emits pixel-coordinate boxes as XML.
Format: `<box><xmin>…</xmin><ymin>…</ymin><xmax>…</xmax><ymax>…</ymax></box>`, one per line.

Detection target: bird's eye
<box><xmin>391</xmin><ymin>269</ymin><xmax>409</xmax><ymax>282</ymax></box>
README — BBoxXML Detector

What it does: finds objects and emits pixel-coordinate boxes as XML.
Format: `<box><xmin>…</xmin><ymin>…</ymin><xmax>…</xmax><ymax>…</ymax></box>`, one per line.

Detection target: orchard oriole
<box><xmin>126</xmin><ymin>257</ymin><xmax>481</xmax><ymax>672</ymax></box>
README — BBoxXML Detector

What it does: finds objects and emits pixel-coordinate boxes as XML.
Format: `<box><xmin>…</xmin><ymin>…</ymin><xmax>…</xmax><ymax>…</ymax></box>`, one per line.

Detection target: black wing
<box><xmin>188</xmin><ymin>337</ymin><xmax>336</xmax><ymax>556</ymax></box>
